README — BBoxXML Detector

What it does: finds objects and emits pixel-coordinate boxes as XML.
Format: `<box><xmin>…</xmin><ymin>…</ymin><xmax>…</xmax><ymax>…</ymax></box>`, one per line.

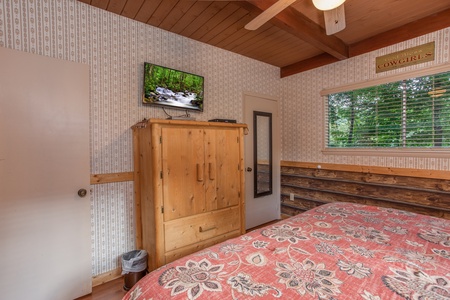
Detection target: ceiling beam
<box><xmin>350</xmin><ymin>8</ymin><xmax>450</xmax><ymax>57</ymax></box>
<box><xmin>281</xmin><ymin>7</ymin><xmax>450</xmax><ymax>78</ymax></box>
<box><xmin>237</xmin><ymin>0</ymin><xmax>348</xmax><ymax>60</ymax></box>
<box><xmin>280</xmin><ymin>53</ymin><xmax>339</xmax><ymax>77</ymax></box>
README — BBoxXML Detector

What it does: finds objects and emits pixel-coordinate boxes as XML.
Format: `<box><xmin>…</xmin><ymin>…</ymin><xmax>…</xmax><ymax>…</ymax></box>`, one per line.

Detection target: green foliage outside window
<box><xmin>327</xmin><ymin>71</ymin><xmax>450</xmax><ymax>148</ymax></box>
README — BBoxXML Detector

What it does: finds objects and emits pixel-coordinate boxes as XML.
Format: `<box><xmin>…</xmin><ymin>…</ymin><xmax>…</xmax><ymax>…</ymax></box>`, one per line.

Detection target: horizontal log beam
<box><xmin>281</xmin><ymin>165</ymin><xmax>450</xmax><ymax>193</ymax></box>
<box><xmin>281</xmin><ymin>186</ymin><xmax>450</xmax><ymax>219</ymax></box>
<box><xmin>282</xmin><ymin>175</ymin><xmax>450</xmax><ymax>210</ymax></box>
<box><xmin>280</xmin><ymin>163</ymin><xmax>450</xmax><ymax>220</ymax></box>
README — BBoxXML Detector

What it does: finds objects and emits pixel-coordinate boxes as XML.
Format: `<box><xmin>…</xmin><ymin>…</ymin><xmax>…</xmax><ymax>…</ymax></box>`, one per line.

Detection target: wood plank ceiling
<box><xmin>79</xmin><ymin>0</ymin><xmax>450</xmax><ymax>77</ymax></box>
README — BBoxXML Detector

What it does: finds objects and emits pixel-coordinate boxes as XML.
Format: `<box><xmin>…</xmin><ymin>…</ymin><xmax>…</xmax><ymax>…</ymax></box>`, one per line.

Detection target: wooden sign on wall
<box><xmin>376</xmin><ymin>42</ymin><xmax>435</xmax><ymax>73</ymax></box>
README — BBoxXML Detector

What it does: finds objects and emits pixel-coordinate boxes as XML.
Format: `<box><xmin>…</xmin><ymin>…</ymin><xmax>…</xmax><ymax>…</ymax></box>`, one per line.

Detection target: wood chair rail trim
<box><xmin>281</xmin><ymin>160</ymin><xmax>450</xmax><ymax>180</ymax></box>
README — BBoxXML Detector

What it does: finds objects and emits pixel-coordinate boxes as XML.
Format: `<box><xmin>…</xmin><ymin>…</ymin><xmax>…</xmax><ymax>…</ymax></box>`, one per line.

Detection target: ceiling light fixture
<box><xmin>312</xmin><ymin>0</ymin><xmax>346</xmax><ymax>11</ymax></box>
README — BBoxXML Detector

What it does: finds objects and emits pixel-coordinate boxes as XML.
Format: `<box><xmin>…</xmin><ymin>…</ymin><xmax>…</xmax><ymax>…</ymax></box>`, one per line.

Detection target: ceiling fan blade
<box><xmin>324</xmin><ymin>4</ymin><xmax>346</xmax><ymax>35</ymax></box>
<box><xmin>245</xmin><ymin>0</ymin><xmax>298</xmax><ymax>30</ymax></box>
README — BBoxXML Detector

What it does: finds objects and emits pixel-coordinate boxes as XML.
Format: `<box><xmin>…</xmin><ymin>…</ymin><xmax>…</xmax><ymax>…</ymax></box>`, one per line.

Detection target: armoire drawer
<box><xmin>164</xmin><ymin>206</ymin><xmax>240</xmax><ymax>252</ymax></box>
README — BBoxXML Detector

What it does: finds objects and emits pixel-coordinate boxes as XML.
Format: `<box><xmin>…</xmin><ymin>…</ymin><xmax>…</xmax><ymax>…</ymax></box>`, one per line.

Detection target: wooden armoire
<box><xmin>132</xmin><ymin>119</ymin><xmax>247</xmax><ymax>271</ymax></box>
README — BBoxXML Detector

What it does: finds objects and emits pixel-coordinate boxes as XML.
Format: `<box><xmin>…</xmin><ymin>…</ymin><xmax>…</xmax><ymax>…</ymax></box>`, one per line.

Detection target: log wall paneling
<box><xmin>281</xmin><ymin>162</ymin><xmax>450</xmax><ymax>220</ymax></box>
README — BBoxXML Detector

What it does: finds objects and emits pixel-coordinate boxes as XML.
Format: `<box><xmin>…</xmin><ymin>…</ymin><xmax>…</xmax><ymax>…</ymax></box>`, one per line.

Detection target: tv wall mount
<box><xmin>162</xmin><ymin>107</ymin><xmax>196</xmax><ymax>120</ymax></box>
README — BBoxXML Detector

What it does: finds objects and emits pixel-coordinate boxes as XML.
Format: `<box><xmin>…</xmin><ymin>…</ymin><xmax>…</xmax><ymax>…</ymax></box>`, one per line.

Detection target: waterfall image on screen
<box><xmin>143</xmin><ymin>63</ymin><xmax>204</xmax><ymax>112</ymax></box>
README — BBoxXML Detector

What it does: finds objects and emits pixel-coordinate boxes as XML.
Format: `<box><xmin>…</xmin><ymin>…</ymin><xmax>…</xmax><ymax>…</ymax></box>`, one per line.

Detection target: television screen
<box><xmin>143</xmin><ymin>62</ymin><xmax>204</xmax><ymax>112</ymax></box>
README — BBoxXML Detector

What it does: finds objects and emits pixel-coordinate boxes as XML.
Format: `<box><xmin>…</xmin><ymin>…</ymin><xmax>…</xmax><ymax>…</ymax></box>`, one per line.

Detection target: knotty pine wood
<box><xmin>281</xmin><ymin>162</ymin><xmax>450</xmax><ymax>220</ymax></box>
<box><xmin>90</xmin><ymin>172</ymin><xmax>133</xmax><ymax>185</ymax></box>
<box><xmin>164</xmin><ymin>206</ymin><xmax>241</xmax><ymax>251</ymax></box>
<box><xmin>133</xmin><ymin>128</ymin><xmax>143</xmax><ymax>250</ymax></box>
<box><xmin>133</xmin><ymin>119</ymin><xmax>247</xmax><ymax>272</ymax></box>
<box><xmin>161</xmin><ymin>126</ymin><xmax>206</xmax><ymax>221</ymax></box>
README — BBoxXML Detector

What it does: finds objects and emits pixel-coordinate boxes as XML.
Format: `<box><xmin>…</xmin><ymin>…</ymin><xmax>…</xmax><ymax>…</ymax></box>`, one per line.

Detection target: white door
<box><xmin>0</xmin><ymin>47</ymin><xmax>91</xmax><ymax>299</ymax></box>
<box><xmin>243</xmin><ymin>93</ymin><xmax>280</xmax><ymax>229</ymax></box>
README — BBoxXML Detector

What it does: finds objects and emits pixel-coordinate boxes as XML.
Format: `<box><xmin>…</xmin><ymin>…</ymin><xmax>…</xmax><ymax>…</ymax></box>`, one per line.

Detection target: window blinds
<box><xmin>327</xmin><ymin>71</ymin><xmax>450</xmax><ymax>148</ymax></box>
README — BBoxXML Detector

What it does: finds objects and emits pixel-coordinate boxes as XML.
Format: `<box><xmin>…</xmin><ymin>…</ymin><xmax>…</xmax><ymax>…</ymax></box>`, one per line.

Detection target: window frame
<box><xmin>321</xmin><ymin>63</ymin><xmax>450</xmax><ymax>157</ymax></box>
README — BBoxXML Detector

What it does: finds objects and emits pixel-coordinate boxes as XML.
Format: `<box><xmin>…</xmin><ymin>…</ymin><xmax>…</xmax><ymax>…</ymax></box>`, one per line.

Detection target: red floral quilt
<box><xmin>123</xmin><ymin>202</ymin><xmax>450</xmax><ymax>300</ymax></box>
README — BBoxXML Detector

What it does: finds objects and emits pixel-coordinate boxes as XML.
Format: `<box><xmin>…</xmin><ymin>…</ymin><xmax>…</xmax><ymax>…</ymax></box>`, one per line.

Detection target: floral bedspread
<box><xmin>123</xmin><ymin>202</ymin><xmax>450</xmax><ymax>300</ymax></box>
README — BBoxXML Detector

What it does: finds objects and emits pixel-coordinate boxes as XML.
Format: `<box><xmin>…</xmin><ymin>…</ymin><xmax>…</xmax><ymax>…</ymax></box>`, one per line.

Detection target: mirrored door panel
<box><xmin>253</xmin><ymin>111</ymin><xmax>272</xmax><ymax>198</ymax></box>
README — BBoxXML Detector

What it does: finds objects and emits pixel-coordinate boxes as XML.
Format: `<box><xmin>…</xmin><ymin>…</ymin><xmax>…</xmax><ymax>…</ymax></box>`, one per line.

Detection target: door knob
<box><xmin>78</xmin><ymin>189</ymin><xmax>87</xmax><ymax>198</ymax></box>
<box><xmin>246</xmin><ymin>167</ymin><xmax>252</xmax><ymax>172</ymax></box>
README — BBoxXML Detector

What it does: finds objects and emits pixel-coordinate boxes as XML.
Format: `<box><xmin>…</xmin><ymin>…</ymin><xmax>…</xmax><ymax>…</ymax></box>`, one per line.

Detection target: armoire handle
<box><xmin>199</xmin><ymin>226</ymin><xmax>217</xmax><ymax>233</ymax></box>
<box><xmin>197</xmin><ymin>163</ymin><xmax>204</xmax><ymax>182</ymax></box>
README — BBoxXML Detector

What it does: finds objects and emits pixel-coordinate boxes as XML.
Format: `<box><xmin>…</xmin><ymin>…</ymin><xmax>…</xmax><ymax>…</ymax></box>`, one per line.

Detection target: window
<box><xmin>327</xmin><ymin>70</ymin><xmax>450</xmax><ymax>149</ymax></box>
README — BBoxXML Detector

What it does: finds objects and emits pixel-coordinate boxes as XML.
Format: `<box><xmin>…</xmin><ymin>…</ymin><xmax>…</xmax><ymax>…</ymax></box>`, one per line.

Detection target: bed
<box><xmin>123</xmin><ymin>202</ymin><xmax>450</xmax><ymax>300</ymax></box>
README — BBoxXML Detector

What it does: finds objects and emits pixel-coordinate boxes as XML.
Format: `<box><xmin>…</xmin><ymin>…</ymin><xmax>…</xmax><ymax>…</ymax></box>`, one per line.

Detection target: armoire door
<box><xmin>205</xmin><ymin>128</ymin><xmax>242</xmax><ymax>211</ymax></box>
<box><xmin>0</xmin><ymin>47</ymin><xmax>91</xmax><ymax>299</ymax></box>
<box><xmin>161</xmin><ymin>126</ymin><xmax>206</xmax><ymax>221</ymax></box>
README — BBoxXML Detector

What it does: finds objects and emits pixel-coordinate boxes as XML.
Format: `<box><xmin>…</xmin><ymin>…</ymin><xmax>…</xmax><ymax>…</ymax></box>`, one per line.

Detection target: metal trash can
<box><xmin>121</xmin><ymin>250</ymin><xmax>148</xmax><ymax>291</ymax></box>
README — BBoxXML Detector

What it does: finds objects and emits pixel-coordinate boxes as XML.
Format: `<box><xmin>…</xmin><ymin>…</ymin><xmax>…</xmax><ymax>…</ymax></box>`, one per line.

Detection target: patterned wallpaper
<box><xmin>0</xmin><ymin>0</ymin><xmax>280</xmax><ymax>276</ymax></box>
<box><xmin>281</xmin><ymin>27</ymin><xmax>450</xmax><ymax>170</ymax></box>
<box><xmin>2</xmin><ymin>0</ymin><xmax>449</xmax><ymax>277</ymax></box>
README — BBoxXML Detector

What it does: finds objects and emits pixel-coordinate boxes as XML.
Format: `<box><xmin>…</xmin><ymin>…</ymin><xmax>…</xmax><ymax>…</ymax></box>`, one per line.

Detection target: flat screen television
<box><xmin>142</xmin><ymin>62</ymin><xmax>204</xmax><ymax>112</ymax></box>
